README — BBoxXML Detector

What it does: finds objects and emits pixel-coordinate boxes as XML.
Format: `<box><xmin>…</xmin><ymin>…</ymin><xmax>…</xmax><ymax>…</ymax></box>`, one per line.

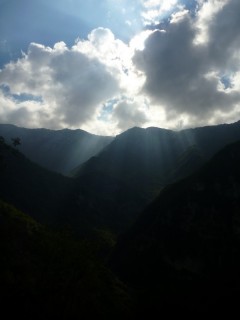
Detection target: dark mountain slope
<box><xmin>111</xmin><ymin>140</ymin><xmax>240</xmax><ymax>316</ymax></box>
<box><xmin>75</xmin><ymin>127</ymin><xmax>188</xmax><ymax>202</ymax></box>
<box><xmin>183</xmin><ymin>120</ymin><xmax>240</xmax><ymax>158</ymax></box>
<box><xmin>75</xmin><ymin>121</ymin><xmax>240</xmax><ymax>202</ymax></box>
<box><xmin>0</xmin><ymin>141</ymin><xmax>74</xmax><ymax>226</ymax></box>
<box><xmin>0</xmin><ymin>142</ymin><xmax>143</xmax><ymax>234</ymax></box>
<box><xmin>73</xmin><ymin>172</ymin><xmax>145</xmax><ymax>232</ymax></box>
<box><xmin>0</xmin><ymin>200</ymin><xmax>133</xmax><ymax>319</ymax></box>
<box><xmin>167</xmin><ymin>144</ymin><xmax>204</xmax><ymax>181</ymax></box>
<box><xmin>0</xmin><ymin>124</ymin><xmax>113</xmax><ymax>175</ymax></box>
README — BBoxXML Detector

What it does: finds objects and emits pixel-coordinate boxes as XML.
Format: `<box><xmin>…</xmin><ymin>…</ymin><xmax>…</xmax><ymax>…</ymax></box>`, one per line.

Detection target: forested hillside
<box><xmin>1</xmin><ymin>122</ymin><xmax>240</xmax><ymax>318</ymax></box>
<box><xmin>111</xmin><ymin>140</ymin><xmax>240</xmax><ymax>316</ymax></box>
<box><xmin>0</xmin><ymin>200</ymin><xmax>133</xmax><ymax>319</ymax></box>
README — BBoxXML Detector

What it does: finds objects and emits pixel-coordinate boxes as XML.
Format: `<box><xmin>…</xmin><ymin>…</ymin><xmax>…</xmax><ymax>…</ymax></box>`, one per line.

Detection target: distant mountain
<box><xmin>0</xmin><ymin>141</ymin><xmax>144</xmax><ymax>234</ymax></box>
<box><xmin>110</xmin><ymin>140</ymin><xmax>240</xmax><ymax>316</ymax></box>
<box><xmin>2</xmin><ymin>120</ymin><xmax>240</xmax><ymax>234</ymax></box>
<box><xmin>0</xmin><ymin>140</ymin><xmax>75</xmax><ymax>226</ymax></box>
<box><xmin>0</xmin><ymin>124</ymin><xmax>113</xmax><ymax>175</ymax></box>
<box><xmin>75</xmin><ymin>121</ymin><xmax>240</xmax><ymax>202</ymax></box>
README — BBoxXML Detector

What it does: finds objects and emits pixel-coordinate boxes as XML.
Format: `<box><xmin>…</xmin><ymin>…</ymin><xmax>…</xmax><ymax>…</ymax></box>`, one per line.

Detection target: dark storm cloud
<box><xmin>207</xmin><ymin>0</ymin><xmax>240</xmax><ymax>70</ymax></box>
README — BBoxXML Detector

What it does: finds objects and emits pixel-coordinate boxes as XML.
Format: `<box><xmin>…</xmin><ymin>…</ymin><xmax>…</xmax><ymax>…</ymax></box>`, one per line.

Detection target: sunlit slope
<box><xmin>75</xmin><ymin>121</ymin><xmax>240</xmax><ymax>201</ymax></box>
<box><xmin>0</xmin><ymin>124</ymin><xmax>113</xmax><ymax>175</ymax></box>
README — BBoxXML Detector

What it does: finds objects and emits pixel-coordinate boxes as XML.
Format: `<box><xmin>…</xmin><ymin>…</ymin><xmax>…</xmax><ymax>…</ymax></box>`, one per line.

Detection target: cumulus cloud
<box><xmin>1</xmin><ymin>0</ymin><xmax>240</xmax><ymax>134</ymax></box>
<box><xmin>194</xmin><ymin>0</ymin><xmax>229</xmax><ymax>45</ymax></box>
<box><xmin>0</xmin><ymin>35</ymin><xmax>121</xmax><ymax>129</ymax></box>
<box><xmin>133</xmin><ymin>0</ymin><xmax>240</xmax><ymax>127</ymax></box>
<box><xmin>111</xmin><ymin>99</ymin><xmax>149</xmax><ymax>131</ymax></box>
<box><xmin>0</xmin><ymin>27</ymin><xmax>148</xmax><ymax>134</ymax></box>
<box><xmin>141</xmin><ymin>0</ymin><xmax>180</xmax><ymax>25</ymax></box>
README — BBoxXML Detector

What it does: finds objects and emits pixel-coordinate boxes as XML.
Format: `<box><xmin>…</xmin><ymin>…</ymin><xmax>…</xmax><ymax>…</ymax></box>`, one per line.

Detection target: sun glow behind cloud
<box><xmin>0</xmin><ymin>0</ymin><xmax>240</xmax><ymax>135</ymax></box>
<box><xmin>141</xmin><ymin>0</ymin><xmax>180</xmax><ymax>25</ymax></box>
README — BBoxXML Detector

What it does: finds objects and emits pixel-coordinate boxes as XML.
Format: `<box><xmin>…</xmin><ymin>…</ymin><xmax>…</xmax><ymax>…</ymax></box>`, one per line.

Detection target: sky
<box><xmin>0</xmin><ymin>0</ymin><xmax>240</xmax><ymax>135</ymax></box>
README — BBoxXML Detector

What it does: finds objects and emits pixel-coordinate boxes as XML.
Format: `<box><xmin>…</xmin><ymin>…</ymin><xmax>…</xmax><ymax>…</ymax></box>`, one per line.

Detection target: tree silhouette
<box><xmin>0</xmin><ymin>136</ymin><xmax>5</xmax><ymax>145</ymax></box>
<box><xmin>11</xmin><ymin>137</ymin><xmax>21</xmax><ymax>147</ymax></box>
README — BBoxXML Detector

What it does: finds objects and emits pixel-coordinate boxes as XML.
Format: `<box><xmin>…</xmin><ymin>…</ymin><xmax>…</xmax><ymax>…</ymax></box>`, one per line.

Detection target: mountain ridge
<box><xmin>2</xmin><ymin>121</ymin><xmax>240</xmax><ymax>317</ymax></box>
<box><xmin>74</xmin><ymin>120</ymin><xmax>240</xmax><ymax>203</ymax></box>
<box><xmin>0</xmin><ymin>123</ymin><xmax>113</xmax><ymax>175</ymax></box>
<box><xmin>0</xmin><ymin>141</ymin><xmax>144</xmax><ymax>234</ymax></box>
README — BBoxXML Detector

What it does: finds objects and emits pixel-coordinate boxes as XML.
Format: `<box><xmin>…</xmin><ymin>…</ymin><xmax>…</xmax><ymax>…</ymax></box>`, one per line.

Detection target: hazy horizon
<box><xmin>2</xmin><ymin>118</ymin><xmax>240</xmax><ymax>138</ymax></box>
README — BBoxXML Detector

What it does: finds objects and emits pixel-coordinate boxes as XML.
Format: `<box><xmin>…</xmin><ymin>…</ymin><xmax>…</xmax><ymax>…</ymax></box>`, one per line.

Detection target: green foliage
<box><xmin>0</xmin><ymin>200</ymin><xmax>134</xmax><ymax>319</ymax></box>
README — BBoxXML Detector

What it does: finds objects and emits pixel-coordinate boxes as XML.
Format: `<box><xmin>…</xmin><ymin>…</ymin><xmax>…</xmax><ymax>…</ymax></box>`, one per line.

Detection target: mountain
<box><xmin>2</xmin><ymin>120</ymin><xmax>240</xmax><ymax>234</ymax></box>
<box><xmin>0</xmin><ymin>141</ymin><xmax>144</xmax><ymax>234</ymax></box>
<box><xmin>0</xmin><ymin>124</ymin><xmax>113</xmax><ymax>175</ymax></box>
<box><xmin>2</xmin><ymin>122</ymin><xmax>240</xmax><ymax>318</ymax></box>
<box><xmin>0</xmin><ymin>140</ymin><xmax>75</xmax><ymax>225</ymax></box>
<box><xmin>0</xmin><ymin>199</ymin><xmax>133</xmax><ymax>319</ymax></box>
<box><xmin>75</xmin><ymin>121</ymin><xmax>240</xmax><ymax>202</ymax></box>
<box><xmin>110</xmin><ymin>140</ymin><xmax>240</xmax><ymax>316</ymax></box>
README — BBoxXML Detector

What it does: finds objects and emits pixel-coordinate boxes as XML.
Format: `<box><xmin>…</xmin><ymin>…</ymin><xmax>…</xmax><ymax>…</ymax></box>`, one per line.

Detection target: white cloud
<box><xmin>0</xmin><ymin>29</ymin><xmax>129</xmax><ymax>131</ymax></box>
<box><xmin>3</xmin><ymin>52</ymin><xmax>116</xmax><ymax>125</ymax></box>
<box><xmin>111</xmin><ymin>98</ymin><xmax>149</xmax><ymax>131</ymax></box>
<box><xmin>133</xmin><ymin>0</ymin><xmax>240</xmax><ymax>128</ymax></box>
<box><xmin>1</xmin><ymin>1</ymin><xmax>240</xmax><ymax>134</ymax></box>
<box><xmin>130</xmin><ymin>29</ymin><xmax>156</xmax><ymax>51</ymax></box>
<box><xmin>170</xmin><ymin>9</ymin><xmax>189</xmax><ymax>24</ymax></box>
<box><xmin>0</xmin><ymin>27</ymin><xmax>149</xmax><ymax>135</ymax></box>
<box><xmin>194</xmin><ymin>0</ymin><xmax>230</xmax><ymax>44</ymax></box>
<box><xmin>141</xmin><ymin>0</ymin><xmax>179</xmax><ymax>25</ymax></box>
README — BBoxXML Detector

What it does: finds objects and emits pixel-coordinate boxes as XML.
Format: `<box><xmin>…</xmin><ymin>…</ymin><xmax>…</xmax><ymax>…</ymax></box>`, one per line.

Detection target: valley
<box><xmin>1</xmin><ymin>121</ymin><xmax>240</xmax><ymax>318</ymax></box>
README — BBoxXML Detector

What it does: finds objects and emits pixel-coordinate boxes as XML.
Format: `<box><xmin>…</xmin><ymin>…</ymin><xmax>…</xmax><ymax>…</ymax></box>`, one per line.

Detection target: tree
<box><xmin>0</xmin><ymin>136</ymin><xmax>5</xmax><ymax>145</ymax></box>
<box><xmin>11</xmin><ymin>137</ymin><xmax>21</xmax><ymax>147</ymax></box>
